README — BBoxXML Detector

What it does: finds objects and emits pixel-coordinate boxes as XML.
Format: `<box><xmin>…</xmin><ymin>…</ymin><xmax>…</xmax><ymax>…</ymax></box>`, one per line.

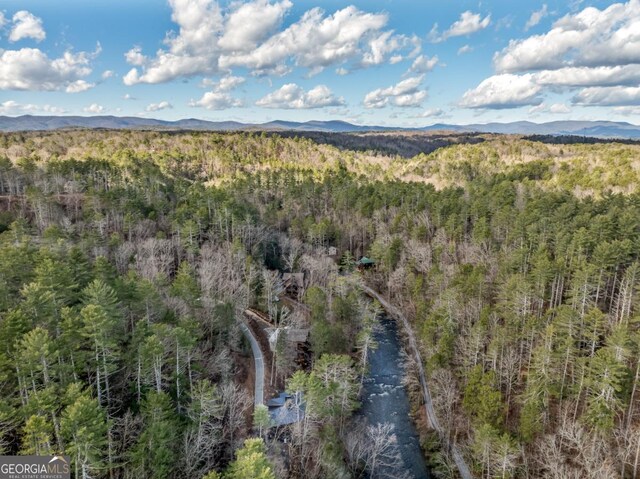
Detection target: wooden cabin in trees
<box><xmin>356</xmin><ymin>256</ymin><xmax>376</xmax><ymax>271</ymax></box>
<box><xmin>282</xmin><ymin>272</ymin><xmax>305</xmax><ymax>300</ymax></box>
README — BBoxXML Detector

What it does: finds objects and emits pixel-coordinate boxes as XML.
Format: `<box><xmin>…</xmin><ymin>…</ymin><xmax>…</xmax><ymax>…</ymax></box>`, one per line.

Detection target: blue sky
<box><xmin>1</xmin><ymin>0</ymin><xmax>639</xmax><ymax>125</ymax></box>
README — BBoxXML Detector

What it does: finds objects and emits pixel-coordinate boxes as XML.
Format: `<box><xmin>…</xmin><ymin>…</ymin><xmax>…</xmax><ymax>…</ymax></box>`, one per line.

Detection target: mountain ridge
<box><xmin>1</xmin><ymin>115</ymin><xmax>640</xmax><ymax>138</ymax></box>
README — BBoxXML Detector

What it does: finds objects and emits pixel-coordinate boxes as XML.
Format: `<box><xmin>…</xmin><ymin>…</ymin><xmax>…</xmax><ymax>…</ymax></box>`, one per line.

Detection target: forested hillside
<box><xmin>1</xmin><ymin>129</ymin><xmax>640</xmax><ymax>478</ymax></box>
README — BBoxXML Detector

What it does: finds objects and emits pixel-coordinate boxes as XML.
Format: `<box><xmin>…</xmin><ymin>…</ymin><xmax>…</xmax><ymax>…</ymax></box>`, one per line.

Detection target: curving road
<box><xmin>239</xmin><ymin>320</ymin><xmax>264</xmax><ymax>406</ymax></box>
<box><xmin>361</xmin><ymin>285</ymin><xmax>474</xmax><ymax>479</ymax></box>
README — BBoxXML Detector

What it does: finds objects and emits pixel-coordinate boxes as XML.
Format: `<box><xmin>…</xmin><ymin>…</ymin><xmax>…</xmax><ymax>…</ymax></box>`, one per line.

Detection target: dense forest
<box><xmin>1</xmin><ymin>129</ymin><xmax>640</xmax><ymax>478</ymax></box>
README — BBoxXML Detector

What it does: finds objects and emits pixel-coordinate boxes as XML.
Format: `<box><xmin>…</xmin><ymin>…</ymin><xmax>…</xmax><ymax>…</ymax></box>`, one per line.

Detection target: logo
<box><xmin>0</xmin><ymin>456</ymin><xmax>70</xmax><ymax>479</ymax></box>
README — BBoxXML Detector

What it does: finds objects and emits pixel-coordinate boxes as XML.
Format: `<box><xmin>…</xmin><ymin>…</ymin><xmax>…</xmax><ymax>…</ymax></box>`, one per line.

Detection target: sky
<box><xmin>0</xmin><ymin>0</ymin><xmax>639</xmax><ymax>126</ymax></box>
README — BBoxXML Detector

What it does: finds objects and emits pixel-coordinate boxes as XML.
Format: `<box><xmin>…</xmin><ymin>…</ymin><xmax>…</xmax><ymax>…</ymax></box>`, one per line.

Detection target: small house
<box><xmin>356</xmin><ymin>256</ymin><xmax>376</xmax><ymax>270</ymax></box>
<box><xmin>282</xmin><ymin>272</ymin><xmax>305</xmax><ymax>299</ymax></box>
<box><xmin>267</xmin><ymin>391</ymin><xmax>305</xmax><ymax>426</ymax></box>
<box><xmin>267</xmin><ymin>327</ymin><xmax>310</xmax><ymax>352</ymax></box>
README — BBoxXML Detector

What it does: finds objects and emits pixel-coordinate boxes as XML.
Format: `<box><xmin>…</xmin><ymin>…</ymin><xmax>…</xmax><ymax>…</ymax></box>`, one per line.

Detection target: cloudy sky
<box><xmin>1</xmin><ymin>0</ymin><xmax>639</xmax><ymax>125</ymax></box>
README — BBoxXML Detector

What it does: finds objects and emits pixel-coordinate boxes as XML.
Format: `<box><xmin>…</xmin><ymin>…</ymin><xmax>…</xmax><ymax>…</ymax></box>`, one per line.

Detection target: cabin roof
<box><xmin>267</xmin><ymin>392</ymin><xmax>291</xmax><ymax>408</ymax></box>
<box><xmin>357</xmin><ymin>256</ymin><xmax>376</xmax><ymax>265</ymax></box>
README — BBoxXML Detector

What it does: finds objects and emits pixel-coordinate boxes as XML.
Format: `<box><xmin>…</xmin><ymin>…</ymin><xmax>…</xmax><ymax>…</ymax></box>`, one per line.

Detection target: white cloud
<box><xmin>409</xmin><ymin>55</ymin><xmax>438</xmax><ymax>73</ymax></box>
<box><xmin>613</xmin><ymin>105</ymin><xmax>640</xmax><ymax>116</ymax></box>
<box><xmin>83</xmin><ymin>103</ymin><xmax>105</xmax><ymax>114</ymax></box>
<box><xmin>573</xmin><ymin>86</ymin><xmax>640</xmax><ymax>106</ymax></box>
<box><xmin>364</xmin><ymin>75</ymin><xmax>427</xmax><ymax>108</ymax></box>
<box><xmin>191</xmin><ymin>75</ymin><xmax>245</xmax><ymax>110</ymax></box>
<box><xmin>462</xmin><ymin>64</ymin><xmax>640</xmax><ymax>109</ymax></box>
<box><xmin>361</xmin><ymin>31</ymin><xmax>416</xmax><ymax>67</ymax></box>
<box><xmin>256</xmin><ymin>83</ymin><xmax>344</xmax><ymax>109</ymax></box>
<box><xmin>125</xmin><ymin>46</ymin><xmax>147</xmax><ymax>67</ymax></box>
<box><xmin>465</xmin><ymin>1</ymin><xmax>640</xmax><ymax>109</ymax></box>
<box><xmin>145</xmin><ymin>101</ymin><xmax>173</xmax><ymax>112</ymax></box>
<box><xmin>495</xmin><ymin>1</ymin><xmax>640</xmax><ymax>73</ymax></box>
<box><xmin>221</xmin><ymin>6</ymin><xmax>389</xmax><ymax>74</ymax></box>
<box><xmin>525</xmin><ymin>4</ymin><xmax>549</xmax><ymax>30</ymax></box>
<box><xmin>215</xmin><ymin>75</ymin><xmax>245</xmax><ymax>91</ymax></box>
<box><xmin>0</xmin><ymin>13</ymin><xmax>6</xmax><ymax>29</ymax></box>
<box><xmin>101</xmin><ymin>70</ymin><xmax>115</xmax><ymax>79</ymax></box>
<box><xmin>218</xmin><ymin>0</ymin><xmax>292</xmax><ymax>52</ymax></box>
<box><xmin>190</xmin><ymin>91</ymin><xmax>243</xmax><ymax>110</ymax></box>
<box><xmin>431</xmin><ymin>11</ymin><xmax>491</xmax><ymax>42</ymax></box>
<box><xmin>336</xmin><ymin>67</ymin><xmax>349</xmax><ymax>76</ymax></box>
<box><xmin>9</xmin><ymin>11</ymin><xmax>46</xmax><ymax>43</ymax></box>
<box><xmin>549</xmin><ymin>102</ymin><xmax>571</xmax><ymax>113</ymax></box>
<box><xmin>123</xmin><ymin>0</ymin><xmax>429</xmax><ymax>83</ymax></box>
<box><xmin>460</xmin><ymin>74</ymin><xmax>542</xmax><ymax>109</ymax></box>
<box><xmin>124</xmin><ymin>0</ymin><xmax>225</xmax><ymax>84</ymax></box>
<box><xmin>457</xmin><ymin>45</ymin><xmax>473</xmax><ymax>55</ymax></box>
<box><xmin>535</xmin><ymin>64</ymin><xmax>640</xmax><ymax>87</ymax></box>
<box><xmin>123</xmin><ymin>94</ymin><xmax>135</xmax><ymax>100</ymax></box>
<box><xmin>416</xmin><ymin>108</ymin><xmax>446</xmax><ymax>118</ymax></box>
<box><xmin>0</xmin><ymin>100</ymin><xmax>66</xmax><ymax>115</ymax></box>
<box><xmin>66</xmin><ymin>80</ymin><xmax>95</xmax><ymax>93</ymax></box>
<box><xmin>529</xmin><ymin>102</ymin><xmax>571</xmax><ymax>114</ymax></box>
<box><xmin>0</xmin><ymin>48</ymin><xmax>95</xmax><ymax>91</ymax></box>
<box><xmin>125</xmin><ymin>1</ymin><xmax>397</xmax><ymax>83</ymax></box>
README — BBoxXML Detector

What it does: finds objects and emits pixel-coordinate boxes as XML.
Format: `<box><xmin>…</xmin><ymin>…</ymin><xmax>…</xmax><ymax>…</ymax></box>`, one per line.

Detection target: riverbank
<box><xmin>360</xmin><ymin>285</ymin><xmax>474</xmax><ymax>479</ymax></box>
<box><xmin>358</xmin><ymin>315</ymin><xmax>430</xmax><ymax>478</ymax></box>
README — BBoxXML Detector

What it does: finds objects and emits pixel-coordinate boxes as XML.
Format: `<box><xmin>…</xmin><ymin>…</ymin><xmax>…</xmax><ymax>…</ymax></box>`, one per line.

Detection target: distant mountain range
<box><xmin>1</xmin><ymin>115</ymin><xmax>640</xmax><ymax>139</ymax></box>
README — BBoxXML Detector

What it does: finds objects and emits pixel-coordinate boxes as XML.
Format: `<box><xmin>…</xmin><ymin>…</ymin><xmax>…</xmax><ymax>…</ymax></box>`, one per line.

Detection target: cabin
<box><xmin>282</xmin><ymin>272</ymin><xmax>305</xmax><ymax>300</ymax></box>
<box><xmin>267</xmin><ymin>391</ymin><xmax>305</xmax><ymax>426</ymax></box>
<box><xmin>356</xmin><ymin>256</ymin><xmax>376</xmax><ymax>270</ymax></box>
<box><xmin>267</xmin><ymin>328</ymin><xmax>310</xmax><ymax>352</ymax></box>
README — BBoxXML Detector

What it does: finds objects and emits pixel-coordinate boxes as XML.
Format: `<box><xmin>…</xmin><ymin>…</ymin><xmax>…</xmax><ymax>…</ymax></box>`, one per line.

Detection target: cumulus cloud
<box><xmin>191</xmin><ymin>75</ymin><xmax>245</xmax><ymax>110</ymax></box>
<box><xmin>409</xmin><ymin>55</ymin><xmax>439</xmax><ymax>73</ymax></box>
<box><xmin>0</xmin><ymin>48</ymin><xmax>95</xmax><ymax>91</ymax></box>
<box><xmin>457</xmin><ymin>45</ymin><xmax>473</xmax><ymax>55</ymax></box>
<box><xmin>218</xmin><ymin>0</ymin><xmax>292</xmax><ymax>52</ymax></box>
<box><xmin>145</xmin><ymin>101</ymin><xmax>173</xmax><ymax>112</ymax></box>
<box><xmin>463</xmin><ymin>1</ymin><xmax>640</xmax><ymax>109</ymax></box>
<box><xmin>461</xmin><ymin>64</ymin><xmax>640</xmax><ymax>109</ymax></box>
<box><xmin>210</xmin><ymin>75</ymin><xmax>245</xmax><ymax>91</ymax></box>
<box><xmin>613</xmin><ymin>105</ymin><xmax>640</xmax><ymax>116</ymax></box>
<box><xmin>190</xmin><ymin>92</ymin><xmax>243</xmax><ymax>110</ymax></box>
<box><xmin>101</xmin><ymin>70</ymin><xmax>115</xmax><ymax>79</ymax></box>
<box><xmin>256</xmin><ymin>83</ymin><xmax>344</xmax><ymax>109</ymax></box>
<box><xmin>360</xmin><ymin>31</ymin><xmax>418</xmax><ymax>67</ymax></box>
<box><xmin>9</xmin><ymin>11</ymin><xmax>46</xmax><ymax>43</ymax></box>
<box><xmin>495</xmin><ymin>1</ymin><xmax>640</xmax><ymax>72</ymax></box>
<box><xmin>364</xmin><ymin>75</ymin><xmax>427</xmax><ymax>108</ymax></box>
<box><xmin>529</xmin><ymin>102</ymin><xmax>571</xmax><ymax>114</ymax></box>
<box><xmin>414</xmin><ymin>108</ymin><xmax>447</xmax><ymax>119</ymax></box>
<box><xmin>460</xmin><ymin>74</ymin><xmax>542</xmax><ymax>109</ymax></box>
<box><xmin>573</xmin><ymin>86</ymin><xmax>640</xmax><ymax>106</ymax></box>
<box><xmin>525</xmin><ymin>4</ymin><xmax>549</xmax><ymax>30</ymax></box>
<box><xmin>535</xmin><ymin>64</ymin><xmax>640</xmax><ymax>87</ymax></box>
<box><xmin>430</xmin><ymin>11</ymin><xmax>491</xmax><ymax>42</ymax></box>
<box><xmin>221</xmin><ymin>6</ymin><xmax>389</xmax><ymax>73</ymax></box>
<box><xmin>123</xmin><ymin>94</ymin><xmax>135</xmax><ymax>100</ymax></box>
<box><xmin>124</xmin><ymin>46</ymin><xmax>147</xmax><ymax>67</ymax></box>
<box><xmin>83</xmin><ymin>103</ymin><xmax>105</xmax><ymax>114</ymax></box>
<box><xmin>125</xmin><ymin>1</ymin><xmax>404</xmax><ymax>83</ymax></box>
<box><xmin>0</xmin><ymin>100</ymin><xmax>66</xmax><ymax>115</ymax></box>
<box><xmin>66</xmin><ymin>80</ymin><xmax>95</xmax><ymax>93</ymax></box>
<box><xmin>124</xmin><ymin>0</ymin><xmax>225</xmax><ymax>84</ymax></box>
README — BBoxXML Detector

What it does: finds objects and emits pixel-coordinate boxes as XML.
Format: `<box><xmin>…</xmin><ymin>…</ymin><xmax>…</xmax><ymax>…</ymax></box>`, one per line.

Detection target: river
<box><xmin>359</xmin><ymin>315</ymin><xmax>430</xmax><ymax>479</ymax></box>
